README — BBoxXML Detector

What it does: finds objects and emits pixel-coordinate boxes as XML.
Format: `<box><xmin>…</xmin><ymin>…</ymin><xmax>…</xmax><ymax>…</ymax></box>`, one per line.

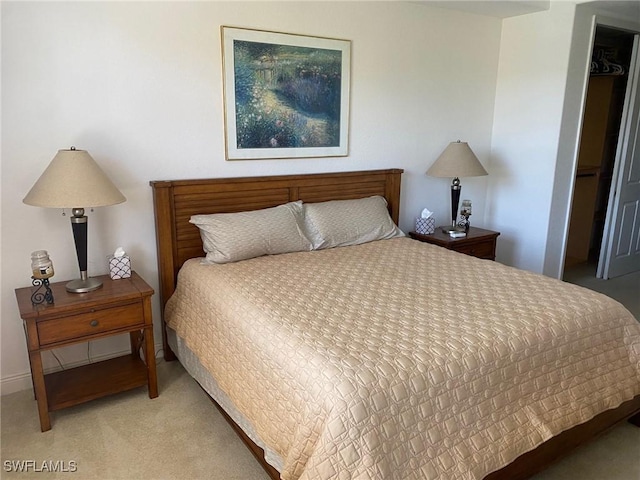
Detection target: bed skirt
<box><xmin>167</xmin><ymin>327</ymin><xmax>284</xmax><ymax>473</ymax></box>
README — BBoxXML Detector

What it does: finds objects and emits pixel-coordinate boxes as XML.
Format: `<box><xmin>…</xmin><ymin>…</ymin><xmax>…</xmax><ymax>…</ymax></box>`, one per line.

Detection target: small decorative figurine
<box><xmin>458</xmin><ymin>199</ymin><xmax>472</xmax><ymax>232</ymax></box>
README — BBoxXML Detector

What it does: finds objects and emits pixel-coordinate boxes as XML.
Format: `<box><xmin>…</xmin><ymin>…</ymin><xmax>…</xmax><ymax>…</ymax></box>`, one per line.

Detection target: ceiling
<box><xmin>418</xmin><ymin>1</ymin><xmax>550</xmax><ymax>18</ymax></box>
<box><xmin>419</xmin><ymin>0</ymin><xmax>640</xmax><ymax>20</ymax></box>
<box><xmin>579</xmin><ymin>1</ymin><xmax>640</xmax><ymax>22</ymax></box>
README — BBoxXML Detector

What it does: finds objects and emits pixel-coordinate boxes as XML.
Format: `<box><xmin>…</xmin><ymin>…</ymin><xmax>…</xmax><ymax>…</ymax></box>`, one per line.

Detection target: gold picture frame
<box><xmin>221</xmin><ymin>26</ymin><xmax>351</xmax><ymax>160</ymax></box>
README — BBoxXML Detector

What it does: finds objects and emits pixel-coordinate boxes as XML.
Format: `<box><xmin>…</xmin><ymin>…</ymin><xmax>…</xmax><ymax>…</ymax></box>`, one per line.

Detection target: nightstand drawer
<box><xmin>455</xmin><ymin>241</ymin><xmax>495</xmax><ymax>259</ymax></box>
<box><xmin>409</xmin><ymin>227</ymin><xmax>500</xmax><ymax>261</ymax></box>
<box><xmin>38</xmin><ymin>302</ymin><xmax>143</xmax><ymax>346</ymax></box>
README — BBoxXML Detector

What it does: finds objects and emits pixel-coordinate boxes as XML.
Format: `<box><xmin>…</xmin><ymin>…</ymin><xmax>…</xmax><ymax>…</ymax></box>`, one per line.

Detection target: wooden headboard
<box><xmin>150</xmin><ymin>168</ymin><xmax>403</xmax><ymax>355</ymax></box>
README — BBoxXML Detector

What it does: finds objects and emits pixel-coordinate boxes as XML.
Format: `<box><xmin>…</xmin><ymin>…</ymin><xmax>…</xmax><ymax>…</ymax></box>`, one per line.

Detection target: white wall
<box><xmin>1</xmin><ymin>2</ymin><xmax>501</xmax><ymax>393</ymax></box>
<box><xmin>487</xmin><ymin>1</ymin><xmax>577</xmax><ymax>272</ymax></box>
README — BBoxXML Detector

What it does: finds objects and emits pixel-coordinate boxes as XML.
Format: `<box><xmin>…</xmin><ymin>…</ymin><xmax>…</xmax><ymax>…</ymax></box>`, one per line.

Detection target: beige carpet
<box><xmin>2</xmin><ymin>266</ymin><xmax>639</xmax><ymax>479</ymax></box>
<box><xmin>1</xmin><ymin>360</ymin><xmax>269</xmax><ymax>480</ymax></box>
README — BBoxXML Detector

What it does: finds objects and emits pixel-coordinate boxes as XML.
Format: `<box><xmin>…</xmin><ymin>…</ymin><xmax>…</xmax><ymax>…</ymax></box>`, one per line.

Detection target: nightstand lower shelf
<box><xmin>45</xmin><ymin>355</ymin><xmax>149</xmax><ymax>411</ymax></box>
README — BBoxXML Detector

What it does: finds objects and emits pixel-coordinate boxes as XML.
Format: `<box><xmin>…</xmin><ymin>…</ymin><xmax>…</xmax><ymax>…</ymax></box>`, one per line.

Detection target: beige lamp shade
<box><xmin>426</xmin><ymin>141</ymin><xmax>488</xmax><ymax>178</ymax></box>
<box><xmin>23</xmin><ymin>148</ymin><xmax>126</xmax><ymax>208</ymax></box>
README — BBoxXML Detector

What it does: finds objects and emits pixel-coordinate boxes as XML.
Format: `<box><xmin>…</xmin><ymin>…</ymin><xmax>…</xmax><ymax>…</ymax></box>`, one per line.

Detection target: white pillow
<box><xmin>190</xmin><ymin>201</ymin><xmax>312</xmax><ymax>264</ymax></box>
<box><xmin>303</xmin><ymin>196</ymin><xmax>404</xmax><ymax>250</ymax></box>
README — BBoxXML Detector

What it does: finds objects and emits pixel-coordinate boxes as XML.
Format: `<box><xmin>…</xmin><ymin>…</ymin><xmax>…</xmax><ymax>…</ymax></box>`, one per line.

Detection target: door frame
<box><xmin>597</xmin><ymin>31</ymin><xmax>640</xmax><ymax>278</ymax></box>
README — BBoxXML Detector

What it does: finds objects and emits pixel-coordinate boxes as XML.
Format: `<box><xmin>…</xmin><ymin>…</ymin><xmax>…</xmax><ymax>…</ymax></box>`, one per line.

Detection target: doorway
<box><xmin>563</xmin><ymin>26</ymin><xmax>636</xmax><ymax>280</ymax></box>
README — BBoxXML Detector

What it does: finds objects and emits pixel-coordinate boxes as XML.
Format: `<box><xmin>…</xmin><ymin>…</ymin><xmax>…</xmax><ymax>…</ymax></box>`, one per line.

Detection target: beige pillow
<box><xmin>303</xmin><ymin>196</ymin><xmax>404</xmax><ymax>250</ymax></box>
<box><xmin>190</xmin><ymin>201</ymin><xmax>312</xmax><ymax>264</ymax></box>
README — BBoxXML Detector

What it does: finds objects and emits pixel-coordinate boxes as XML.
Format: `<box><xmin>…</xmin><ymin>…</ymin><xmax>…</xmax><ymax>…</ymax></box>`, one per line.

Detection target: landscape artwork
<box><xmin>222</xmin><ymin>27</ymin><xmax>351</xmax><ymax>160</ymax></box>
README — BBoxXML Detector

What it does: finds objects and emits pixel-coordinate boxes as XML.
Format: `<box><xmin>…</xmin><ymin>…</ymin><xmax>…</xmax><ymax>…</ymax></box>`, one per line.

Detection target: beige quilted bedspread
<box><xmin>165</xmin><ymin>237</ymin><xmax>640</xmax><ymax>480</ymax></box>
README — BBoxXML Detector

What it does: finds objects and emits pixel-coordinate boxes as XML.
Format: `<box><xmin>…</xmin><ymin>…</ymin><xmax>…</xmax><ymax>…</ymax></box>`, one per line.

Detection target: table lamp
<box><xmin>426</xmin><ymin>140</ymin><xmax>487</xmax><ymax>234</ymax></box>
<box><xmin>23</xmin><ymin>147</ymin><xmax>126</xmax><ymax>293</ymax></box>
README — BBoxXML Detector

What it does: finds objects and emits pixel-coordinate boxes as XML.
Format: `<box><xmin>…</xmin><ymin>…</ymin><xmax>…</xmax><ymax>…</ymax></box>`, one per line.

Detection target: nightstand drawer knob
<box><xmin>90</xmin><ymin>320</ymin><xmax>99</xmax><ymax>327</ymax></box>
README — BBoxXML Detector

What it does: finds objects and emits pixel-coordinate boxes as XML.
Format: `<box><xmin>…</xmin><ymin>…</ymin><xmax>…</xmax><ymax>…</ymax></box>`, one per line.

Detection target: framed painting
<box><xmin>221</xmin><ymin>26</ymin><xmax>351</xmax><ymax>160</ymax></box>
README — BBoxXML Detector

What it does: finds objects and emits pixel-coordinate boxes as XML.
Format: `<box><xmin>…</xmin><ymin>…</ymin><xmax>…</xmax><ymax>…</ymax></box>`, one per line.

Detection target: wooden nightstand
<box><xmin>409</xmin><ymin>226</ymin><xmax>500</xmax><ymax>260</ymax></box>
<box><xmin>15</xmin><ymin>271</ymin><xmax>158</xmax><ymax>431</ymax></box>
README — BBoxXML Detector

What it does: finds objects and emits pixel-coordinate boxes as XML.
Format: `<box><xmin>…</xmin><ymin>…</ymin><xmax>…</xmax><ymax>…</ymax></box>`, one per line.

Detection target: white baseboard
<box><xmin>1</xmin><ymin>372</ymin><xmax>34</xmax><ymax>397</ymax></box>
<box><xmin>0</xmin><ymin>342</ymin><xmax>165</xmax><ymax>396</ymax></box>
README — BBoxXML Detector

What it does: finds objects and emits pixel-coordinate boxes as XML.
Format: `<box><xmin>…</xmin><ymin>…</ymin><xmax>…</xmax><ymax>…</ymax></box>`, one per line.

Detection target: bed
<box><xmin>150</xmin><ymin>168</ymin><xmax>640</xmax><ymax>480</ymax></box>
